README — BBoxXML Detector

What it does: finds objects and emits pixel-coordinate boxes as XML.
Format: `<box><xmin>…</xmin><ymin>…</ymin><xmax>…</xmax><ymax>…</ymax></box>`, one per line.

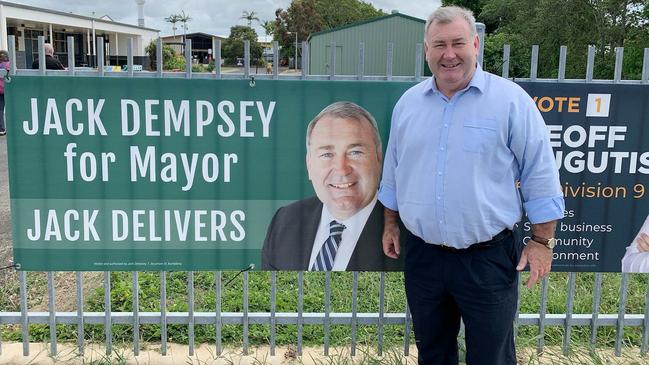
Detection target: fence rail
<box><xmin>1</xmin><ymin>32</ymin><xmax>649</xmax><ymax>360</ymax></box>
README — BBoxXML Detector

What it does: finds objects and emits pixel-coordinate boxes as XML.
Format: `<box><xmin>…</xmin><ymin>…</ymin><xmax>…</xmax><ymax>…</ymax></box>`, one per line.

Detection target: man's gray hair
<box><xmin>44</xmin><ymin>43</ymin><xmax>54</xmax><ymax>56</ymax></box>
<box><xmin>306</xmin><ymin>101</ymin><xmax>382</xmax><ymax>153</ymax></box>
<box><xmin>425</xmin><ymin>6</ymin><xmax>477</xmax><ymax>37</ymax></box>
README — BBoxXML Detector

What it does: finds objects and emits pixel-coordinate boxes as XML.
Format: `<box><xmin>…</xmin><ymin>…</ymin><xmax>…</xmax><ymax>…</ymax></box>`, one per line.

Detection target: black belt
<box><xmin>435</xmin><ymin>229</ymin><xmax>512</xmax><ymax>252</ymax></box>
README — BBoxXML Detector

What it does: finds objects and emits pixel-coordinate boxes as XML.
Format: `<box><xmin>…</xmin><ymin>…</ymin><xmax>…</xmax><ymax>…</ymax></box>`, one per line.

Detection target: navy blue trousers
<box><xmin>404</xmin><ymin>231</ymin><xmax>519</xmax><ymax>365</ymax></box>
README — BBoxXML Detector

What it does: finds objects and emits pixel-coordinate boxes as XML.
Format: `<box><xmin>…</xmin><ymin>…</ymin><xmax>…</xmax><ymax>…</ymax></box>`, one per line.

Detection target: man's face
<box><xmin>306</xmin><ymin>116</ymin><xmax>382</xmax><ymax>220</ymax></box>
<box><xmin>424</xmin><ymin>17</ymin><xmax>479</xmax><ymax>97</ymax></box>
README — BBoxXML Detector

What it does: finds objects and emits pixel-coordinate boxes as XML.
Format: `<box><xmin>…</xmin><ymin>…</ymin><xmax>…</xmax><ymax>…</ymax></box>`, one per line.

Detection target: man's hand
<box><xmin>517</xmin><ymin>221</ymin><xmax>557</xmax><ymax>288</ymax></box>
<box><xmin>516</xmin><ymin>240</ymin><xmax>552</xmax><ymax>288</ymax></box>
<box><xmin>637</xmin><ymin>233</ymin><xmax>649</xmax><ymax>252</ymax></box>
<box><xmin>383</xmin><ymin>208</ymin><xmax>401</xmax><ymax>259</ymax></box>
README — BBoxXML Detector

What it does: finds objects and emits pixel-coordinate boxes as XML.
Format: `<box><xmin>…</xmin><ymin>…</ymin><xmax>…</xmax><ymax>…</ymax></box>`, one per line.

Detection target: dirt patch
<box><xmin>1</xmin><ymin>344</ymin><xmax>647</xmax><ymax>365</ymax></box>
<box><xmin>0</xmin><ymin>344</ymin><xmax>419</xmax><ymax>365</ymax></box>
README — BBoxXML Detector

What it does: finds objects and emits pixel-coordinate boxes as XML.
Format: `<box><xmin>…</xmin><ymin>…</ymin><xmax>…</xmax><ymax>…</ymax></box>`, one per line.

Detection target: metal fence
<box><xmin>1</xmin><ymin>32</ymin><xmax>649</xmax><ymax>360</ymax></box>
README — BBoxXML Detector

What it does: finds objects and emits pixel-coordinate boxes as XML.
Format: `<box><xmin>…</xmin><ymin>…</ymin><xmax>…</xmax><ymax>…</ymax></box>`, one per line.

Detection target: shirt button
<box><xmin>437</xmin><ymin>196</ymin><xmax>441</xmax><ymax>200</ymax></box>
<box><xmin>443</xmin><ymin>124</ymin><xmax>448</xmax><ymax>128</ymax></box>
<box><xmin>437</xmin><ymin>171</ymin><xmax>442</xmax><ymax>175</ymax></box>
<box><xmin>439</xmin><ymin>220</ymin><xmax>443</xmax><ymax>224</ymax></box>
<box><xmin>440</xmin><ymin>147</ymin><xmax>445</xmax><ymax>151</ymax></box>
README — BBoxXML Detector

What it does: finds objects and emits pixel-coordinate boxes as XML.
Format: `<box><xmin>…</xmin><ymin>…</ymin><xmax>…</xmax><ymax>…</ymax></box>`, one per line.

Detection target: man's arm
<box><xmin>378</xmin><ymin>100</ymin><xmax>403</xmax><ymax>259</ymax></box>
<box><xmin>508</xmin><ymin>90</ymin><xmax>565</xmax><ymax>288</ymax></box>
<box><xmin>382</xmin><ymin>207</ymin><xmax>401</xmax><ymax>259</ymax></box>
<box><xmin>516</xmin><ymin>220</ymin><xmax>556</xmax><ymax>288</ymax></box>
<box><xmin>621</xmin><ymin>217</ymin><xmax>649</xmax><ymax>272</ymax></box>
<box><xmin>621</xmin><ymin>234</ymin><xmax>649</xmax><ymax>273</ymax></box>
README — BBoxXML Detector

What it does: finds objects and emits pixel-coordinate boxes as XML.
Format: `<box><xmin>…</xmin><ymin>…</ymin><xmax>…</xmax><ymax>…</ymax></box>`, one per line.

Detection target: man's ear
<box><xmin>423</xmin><ymin>41</ymin><xmax>429</xmax><ymax>62</ymax></box>
<box><xmin>306</xmin><ymin>152</ymin><xmax>313</xmax><ymax>181</ymax></box>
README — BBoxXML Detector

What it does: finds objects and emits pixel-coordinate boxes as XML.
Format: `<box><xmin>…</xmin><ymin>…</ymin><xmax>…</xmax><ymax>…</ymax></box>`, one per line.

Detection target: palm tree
<box><xmin>177</xmin><ymin>11</ymin><xmax>191</xmax><ymax>54</ymax></box>
<box><xmin>165</xmin><ymin>14</ymin><xmax>180</xmax><ymax>37</ymax></box>
<box><xmin>261</xmin><ymin>20</ymin><xmax>275</xmax><ymax>38</ymax></box>
<box><xmin>241</xmin><ymin>11</ymin><xmax>260</xmax><ymax>27</ymax></box>
<box><xmin>178</xmin><ymin>10</ymin><xmax>191</xmax><ymax>36</ymax></box>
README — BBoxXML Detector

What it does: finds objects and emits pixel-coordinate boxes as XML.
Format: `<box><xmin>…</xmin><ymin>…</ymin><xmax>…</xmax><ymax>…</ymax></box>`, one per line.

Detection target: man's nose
<box><xmin>442</xmin><ymin>46</ymin><xmax>457</xmax><ymax>59</ymax></box>
<box><xmin>332</xmin><ymin>155</ymin><xmax>352</xmax><ymax>174</ymax></box>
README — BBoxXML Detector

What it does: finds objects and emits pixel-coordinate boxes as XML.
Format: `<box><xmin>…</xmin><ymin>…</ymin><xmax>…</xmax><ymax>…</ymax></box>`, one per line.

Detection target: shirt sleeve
<box><xmin>508</xmin><ymin>90</ymin><xmax>565</xmax><ymax>224</ymax></box>
<box><xmin>621</xmin><ymin>216</ymin><xmax>649</xmax><ymax>273</ymax></box>
<box><xmin>378</xmin><ymin>100</ymin><xmax>401</xmax><ymax>211</ymax></box>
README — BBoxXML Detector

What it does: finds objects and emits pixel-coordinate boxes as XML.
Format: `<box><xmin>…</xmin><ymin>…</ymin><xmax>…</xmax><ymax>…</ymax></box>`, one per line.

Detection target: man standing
<box><xmin>379</xmin><ymin>6</ymin><xmax>564</xmax><ymax>364</ymax></box>
<box><xmin>31</xmin><ymin>43</ymin><xmax>65</xmax><ymax>70</ymax></box>
<box><xmin>263</xmin><ymin>101</ymin><xmax>402</xmax><ymax>271</ymax></box>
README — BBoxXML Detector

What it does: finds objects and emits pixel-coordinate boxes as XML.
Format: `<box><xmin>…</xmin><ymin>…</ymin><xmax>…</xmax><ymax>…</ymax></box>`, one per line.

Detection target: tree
<box><xmin>314</xmin><ymin>0</ymin><xmax>384</xmax><ymax>29</ymax></box>
<box><xmin>222</xmin><ymin>25</ymin><xmax>263</xmax><ymax>65</ymax></box>
<box><xmin>145</xmin><ymin>40</ymin><xmax>185</xmax><ymax>71</ymax></box>
<box><xmin>178</xmin><ymin>10</ymin><xmax>191</xmax><ymax>37</ymax></box>
<box><xmin>477</xmin><ymin>0</ymin><xmax>649</xmax><ymax>79</ymax></box>
<box><xmin>165</xmin><ymin>14</ymin><xmax>180</xmax><ymax>37</ymax></box>
<box><xmin>274</xmin><ymin>0</ymin><xmax>385</xmax><ymax>60</ymax></box>
<box><xmin>241</xmin><ymin>10</ymin><xmax>260</xmax><ymax>27</ymax></box>
<box><xmin>261</xmin><ymin>20</ymin><xmax>275</xmax><ymax>38</ymax></box>
<box><xmin>441</xmin><ymin>0</ymin><xmax>499</xmax><ymax>32</ymax></box>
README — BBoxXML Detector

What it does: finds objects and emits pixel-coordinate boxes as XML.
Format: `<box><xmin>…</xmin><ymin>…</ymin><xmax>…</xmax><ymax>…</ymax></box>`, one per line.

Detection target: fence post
<box><xmin>502</xmin><ymin>44</ymin><xmax>510</xmax><ymax>78</ymax></box>
<box><xmin>358</xmin><ymin>42</ymin><xmax>365</xmax><ymax>80</ymax></box>
<box><xmin>530</xmin><ymin>45</ymin><xmax>539</xmax><ymax>81</ymax></box>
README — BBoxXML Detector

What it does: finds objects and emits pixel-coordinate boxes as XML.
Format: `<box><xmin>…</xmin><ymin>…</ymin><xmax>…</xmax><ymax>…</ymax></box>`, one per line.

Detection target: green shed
<box><xmin>307</xmin><ymin>12</ymin><xmax>426</xmax><ymax>76</ymax></box>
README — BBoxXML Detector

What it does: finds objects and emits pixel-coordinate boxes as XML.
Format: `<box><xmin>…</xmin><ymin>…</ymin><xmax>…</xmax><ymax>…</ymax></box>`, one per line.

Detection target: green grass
<box><xmin>1</xmin><ymin>271</ymin><xmax>648</xmax><ymax>353</ymax></box>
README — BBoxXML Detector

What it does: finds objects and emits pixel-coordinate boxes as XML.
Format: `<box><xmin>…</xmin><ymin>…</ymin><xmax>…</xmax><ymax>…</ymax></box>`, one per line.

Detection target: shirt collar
<box><xmin>321</xmin><ymin>194</ymin><xmax>378</xmax><ymax>227</ymax></box>
<box><xmin>424</xmin><ymin>63</ymin><xmax>486</xmax><ymax>95</ymax></box>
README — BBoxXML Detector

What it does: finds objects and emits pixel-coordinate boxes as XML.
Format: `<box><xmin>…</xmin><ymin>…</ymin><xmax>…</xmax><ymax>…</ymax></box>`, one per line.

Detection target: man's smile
<box><xmin>329</xmin><ymin>182</ymin><xmax>357</xmax><ymax>189</ymax></box>
<box><xmin>440</xmin><ymin>62</ymin><xmax>461</xmax><ymax>69</ymax></box>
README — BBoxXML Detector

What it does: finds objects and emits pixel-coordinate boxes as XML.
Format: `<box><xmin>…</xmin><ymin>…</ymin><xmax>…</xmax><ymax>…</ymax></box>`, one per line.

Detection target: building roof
<box><xmin>258</xmin><ymin>35</ymin><xmax>273</xmax><ymax>43</ymax></box>
<box><xmin>0</xmin><ymin>0</ymin><xmax>159</xmax><ymax>32</ymax></box>
<box><xmin>161</xmin><ymin>32</ymin><xmax>225</xmax><ymax>40</ymax></box>
<box><xmin>307</xmin><ymin>12</ymin><xmax>424</xmax><ymax>41</ymax></box>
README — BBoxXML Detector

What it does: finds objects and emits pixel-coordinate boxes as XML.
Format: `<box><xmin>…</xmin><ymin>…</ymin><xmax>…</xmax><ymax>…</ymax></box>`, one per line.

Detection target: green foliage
<box><xmin>477</xmin><ymin>0</ymin><xmax>649</xmax><ymax>80</ymax></box>
<box><xmin>241</xmin><ymin>10</ymin><xmax>260</xmax><ymax>27</ymax></box>
<box><xmin>223</xmin><ymin>25</ymin><xmax>263</xmax><ymax>66</ymax></box>
<box><xmin>165</xmin><ymin>54</ymin><xmax>185</xmax><ymax>71</ymax></box>
<box><xmin>314</xmin><ymin>0</ymin><xmax>385</xmax><ymax>30</ymax></box>
<box><xmin>206</xmin><ymin>60</ymin><xmax>216</xmax><ymax>72</ymax></box>
<box><xmin>482</xmin><ymin>32</ymin><xmax>531</xmax><ymax>78</ymax></box>
<box><xmin>274</xmin><ymin>0</ymin><xmax>386</xmax><ymax>59</ymax></box>
<box><xmin>144</xmin><ymin>41</ymin><xmax>182</xmax><ymax>71</ymax></box>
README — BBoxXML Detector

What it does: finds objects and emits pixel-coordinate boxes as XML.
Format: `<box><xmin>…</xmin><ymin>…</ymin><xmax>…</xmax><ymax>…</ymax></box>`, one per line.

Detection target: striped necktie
<box><xmin>311</xmin><ymin>220</ymin><xmax>346</xmax><ymax>271</ymax></box>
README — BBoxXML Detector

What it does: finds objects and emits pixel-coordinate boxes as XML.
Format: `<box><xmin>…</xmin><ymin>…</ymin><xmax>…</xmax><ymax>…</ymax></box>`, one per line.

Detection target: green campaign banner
<box><xmin>6</xmin><ymin>76</ymin><xmax>649</xmax><ymax>272</ymax></box>
<box><xmin>6</xmin><ymin>76</ymin><xmax>411</xmax><ymax>271</ymax></box>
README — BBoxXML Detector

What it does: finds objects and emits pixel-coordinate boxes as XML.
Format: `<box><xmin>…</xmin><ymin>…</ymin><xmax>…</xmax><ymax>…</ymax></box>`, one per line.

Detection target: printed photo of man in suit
<box><xmin>262</xmin><ymin>101</ymin><xmax>403</xmax><ymax>271</ymax></box>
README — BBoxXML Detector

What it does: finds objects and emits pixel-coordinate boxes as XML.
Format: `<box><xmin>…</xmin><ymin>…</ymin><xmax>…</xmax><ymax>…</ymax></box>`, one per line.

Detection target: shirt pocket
<box><xmin>462</xmin><ymin>118</ymin><xmax>499</xmax><ymax>153</ymax></box>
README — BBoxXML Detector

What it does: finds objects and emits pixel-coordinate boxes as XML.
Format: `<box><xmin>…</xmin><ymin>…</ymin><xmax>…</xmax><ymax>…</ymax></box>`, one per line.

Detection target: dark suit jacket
<box><xmin>31</xmin><ymin>55</ymin><xmax>65</xmax><ymax>70</ymax></box>
<box><xmin>262</xmin><ymin>197</ymin><xmax>403</xmax><ymax>271</ymax></box>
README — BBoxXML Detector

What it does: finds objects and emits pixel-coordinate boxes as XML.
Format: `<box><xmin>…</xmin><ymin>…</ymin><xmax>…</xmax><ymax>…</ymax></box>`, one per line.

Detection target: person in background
<box><xmin>0</xmin><ymin>50</ymin><xmax>9</xmax><ymax>136</ymax></box>
<box><xmin>31</xmin><ymin>43</ymin><xmax>65</xmax><ymax>70</ymax></box>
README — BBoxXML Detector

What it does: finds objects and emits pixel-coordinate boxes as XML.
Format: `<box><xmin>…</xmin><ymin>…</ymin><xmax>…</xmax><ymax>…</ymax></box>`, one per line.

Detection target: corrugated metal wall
<box><xmin>309</xmin><ymin>14</ymin><xmax>425</xmax><ymax>76</ymax></box>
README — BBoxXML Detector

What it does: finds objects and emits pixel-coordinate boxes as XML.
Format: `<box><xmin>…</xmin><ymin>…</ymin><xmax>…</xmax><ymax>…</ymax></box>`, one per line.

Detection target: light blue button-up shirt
<box><xmin>378</xmin><ymin>66</ymin><xmax>565</xmax><ymax>249</ymax></box>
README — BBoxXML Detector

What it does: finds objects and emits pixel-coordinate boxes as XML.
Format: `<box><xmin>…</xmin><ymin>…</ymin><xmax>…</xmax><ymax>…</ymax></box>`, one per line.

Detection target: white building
<box><xmin>0</xmin><ymin>1</ymin><xmax>159</xmax><ymax>68</ymax></box>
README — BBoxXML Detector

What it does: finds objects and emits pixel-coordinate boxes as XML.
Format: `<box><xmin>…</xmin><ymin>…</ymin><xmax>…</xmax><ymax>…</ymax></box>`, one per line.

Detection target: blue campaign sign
<box><xmin>518</xmin><ymin>82</ymin><xmax>649</xmax><ymax>272</ymax></box>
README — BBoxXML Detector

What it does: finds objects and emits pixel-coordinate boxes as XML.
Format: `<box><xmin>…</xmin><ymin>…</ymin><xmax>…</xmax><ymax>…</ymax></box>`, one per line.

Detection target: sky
<box><xmin>12</xmin><ymin>0</ymin><xmax>441</xmax><ymax>38</ymax></box>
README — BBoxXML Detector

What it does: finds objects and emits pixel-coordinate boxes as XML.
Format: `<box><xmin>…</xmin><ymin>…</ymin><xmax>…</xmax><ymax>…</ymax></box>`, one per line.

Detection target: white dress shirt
<box><xmin>621</xmin><ymin>215</ymin><xmax>649</xmax><ymax>273</ymax></box>
<box><xmin>308</xmin><ymin>195</ymin><xmax>378</xmax><ymax>271</ymax></box>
